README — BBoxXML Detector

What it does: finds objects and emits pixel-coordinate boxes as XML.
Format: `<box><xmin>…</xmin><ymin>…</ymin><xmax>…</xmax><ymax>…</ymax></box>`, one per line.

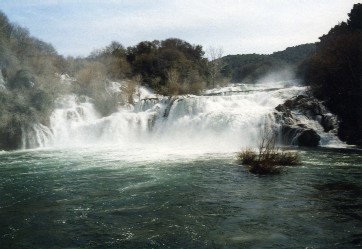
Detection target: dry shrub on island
<box><xmin>238</xmin><ymin>127</ymin><xmax>301</xmax><ymax>174</ymax></box>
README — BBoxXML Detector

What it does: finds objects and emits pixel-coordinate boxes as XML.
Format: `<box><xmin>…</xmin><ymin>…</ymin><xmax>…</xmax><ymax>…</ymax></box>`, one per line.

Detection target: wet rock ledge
<box><xmin>275</xmin><ymin>95</ymin><xmax>338</xmax><ymax>147</ymax></box>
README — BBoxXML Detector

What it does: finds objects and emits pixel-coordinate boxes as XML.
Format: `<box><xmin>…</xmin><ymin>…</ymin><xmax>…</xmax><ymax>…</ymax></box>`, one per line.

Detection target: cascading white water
<box><xmin>23</xmin><ymin>82</ymin><xmax>344</xmax><ymax>152</ymax></box>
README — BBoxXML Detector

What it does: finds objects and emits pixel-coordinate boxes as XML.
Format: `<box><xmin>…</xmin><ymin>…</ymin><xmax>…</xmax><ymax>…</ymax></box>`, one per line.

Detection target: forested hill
<box><xmin>300</xmin><ymin>3</ymin><xmax>362</xmax><ymax>145</ymax></box>
<box><xmin>222</xmin><ymin>43</ymin><xmax>316</xmax><ymax>82</ymax></box>
<box><xmin>271</xmin><ymin>44</ymin><xmax>317</xmax><ymax>64</ymax></box>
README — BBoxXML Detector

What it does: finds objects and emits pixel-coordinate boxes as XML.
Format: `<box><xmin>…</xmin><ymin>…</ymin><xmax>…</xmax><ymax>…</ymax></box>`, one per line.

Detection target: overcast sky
<box><xmin>1</xmin><ymin>0</ymin><xmax>360</xmax><ymax>57</ymax></box>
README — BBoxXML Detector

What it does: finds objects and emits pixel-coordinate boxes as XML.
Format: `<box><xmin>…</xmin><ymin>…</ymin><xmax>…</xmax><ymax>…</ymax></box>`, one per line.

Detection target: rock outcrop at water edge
<box><xmin>275</xmin><ymin>95</ymin><xmax>338</xmax><ymax>147</ymax></box>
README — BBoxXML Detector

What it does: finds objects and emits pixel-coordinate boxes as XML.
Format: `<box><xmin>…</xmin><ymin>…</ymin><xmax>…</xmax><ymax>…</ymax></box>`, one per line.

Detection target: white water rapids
<box><xmin>22</xmin><ymin>82</ymin><xmax>343</xmax><ymax>154</ymax></box>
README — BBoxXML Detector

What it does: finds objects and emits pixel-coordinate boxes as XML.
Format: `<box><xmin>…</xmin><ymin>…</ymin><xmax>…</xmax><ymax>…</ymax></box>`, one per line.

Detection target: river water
<box><xmin>0</xmin><ymin>147</ymin><xmax>361</xmax><ymax>248</ymax></box>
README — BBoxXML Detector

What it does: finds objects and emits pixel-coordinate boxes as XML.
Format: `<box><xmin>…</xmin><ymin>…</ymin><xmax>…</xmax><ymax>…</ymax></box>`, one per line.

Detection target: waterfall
<box><xmin>22</xmin><ymin>83</ymin><xmax>344</xmax><ymax>152</ymax></box>
<box><xmin>0</xmin><ymin>71</ymin><xmax>6</xmax><ymax>90</ymax></box>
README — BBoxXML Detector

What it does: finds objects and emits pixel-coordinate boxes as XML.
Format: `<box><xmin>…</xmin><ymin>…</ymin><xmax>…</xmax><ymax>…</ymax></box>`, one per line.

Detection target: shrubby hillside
<box><xmin>0</xmin><ymin>11</ymin><xmax>65</xmax><ymax>150</ymax></box>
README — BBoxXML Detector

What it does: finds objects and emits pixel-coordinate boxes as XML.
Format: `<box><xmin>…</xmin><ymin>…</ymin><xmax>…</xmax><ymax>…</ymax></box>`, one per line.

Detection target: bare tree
<box><xmin>258</xmin><ymin>125</ymin><xmax>277</xmax><ymax>161</ymax></box>
<box><xmin>166</xmin><ymin>68</ymin><xmax>181</xmax><ymax>95</ymax></box>
<box><xmin>124</xmin><ymin>74</ymin><xmax>142</xmax><ymax>104</ymax></box>
<box><xmin>207</xmin><ymin>46</ymin><xmax>225</xmax><ymax>88</ymax></box>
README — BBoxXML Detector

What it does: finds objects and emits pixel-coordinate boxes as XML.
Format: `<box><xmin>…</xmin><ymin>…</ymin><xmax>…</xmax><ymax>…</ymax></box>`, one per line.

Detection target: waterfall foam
<box><xmin>23</xmin><ymin>83</ymin><xmax>344</xmax><ymax>152</ymax></box>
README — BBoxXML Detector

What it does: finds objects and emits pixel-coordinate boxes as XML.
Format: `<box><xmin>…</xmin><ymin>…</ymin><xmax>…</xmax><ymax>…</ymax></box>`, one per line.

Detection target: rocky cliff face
<box><xmin>275</xmin><ymin>95</ymin><xmax>338</xmax><ymax>147</ymax></box>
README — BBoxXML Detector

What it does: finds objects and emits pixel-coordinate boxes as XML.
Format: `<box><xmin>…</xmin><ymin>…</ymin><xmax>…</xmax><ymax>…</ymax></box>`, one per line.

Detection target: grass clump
<box><xmin>237</xmin><ymin>127</ymin><xmax>301</xmax><ymax>175</ymax></box>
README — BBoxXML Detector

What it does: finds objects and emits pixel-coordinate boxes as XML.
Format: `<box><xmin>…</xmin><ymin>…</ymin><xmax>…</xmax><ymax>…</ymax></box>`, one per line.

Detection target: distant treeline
<box><xmin>221</xmin><ymin>44</ymin><xmax>316</xmax><ymax>83</ymax></box>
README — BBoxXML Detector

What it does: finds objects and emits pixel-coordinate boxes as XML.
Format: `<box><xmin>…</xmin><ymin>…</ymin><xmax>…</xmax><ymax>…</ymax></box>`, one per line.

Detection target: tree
<box><xmin>88</xmin><ymin>41</ymin><xmax>131</xmax><ymax>80</ymax></box>
<box><xmin>301</xmin><ymin>4</ymin><xmax>362</xmax><ymax>145</ymax></box>
<box><xmin>347</xmin><ymin>3</ymin><xmax>362</xmax><ymax>29</ymax></box>
<box><xmin>207</xmin><ymin>46</ymin><xmax>225</xmax><ymax>87</ymax></box>
<box><xmin>166</xmin><ymin>68</ymin><xmax>181</xmax><ymax>95</ymax></box>
<box><xmin>126</xmin><ymin>38</ymin><xmax>207</xmax><ymax>94</ymax></box>
<box><xmin>124</xmin><ymin>74</ymin><xmax>142</xmax><ymax>104</ymax></box>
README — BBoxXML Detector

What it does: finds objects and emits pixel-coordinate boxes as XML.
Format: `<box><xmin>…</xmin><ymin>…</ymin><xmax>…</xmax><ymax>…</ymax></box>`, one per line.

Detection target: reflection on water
<box><xmin>0</xmin><ymin>147</ymin><xmax>361</xmax><ymax>248</ymax></box>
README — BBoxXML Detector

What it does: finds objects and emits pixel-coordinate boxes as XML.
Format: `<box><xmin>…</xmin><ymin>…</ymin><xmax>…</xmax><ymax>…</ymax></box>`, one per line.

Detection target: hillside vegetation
<box><xmin>299</xmin><ymin>3</ymin><xmax>362</xmax><ymax>145</ymax></box>
<box><xmin>0</xmin><ymin>12</ymin><xmax>64</xmax><ymax>149</ymax></box>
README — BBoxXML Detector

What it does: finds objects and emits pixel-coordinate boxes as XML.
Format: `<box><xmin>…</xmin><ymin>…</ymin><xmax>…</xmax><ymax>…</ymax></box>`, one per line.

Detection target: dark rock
<box><xmin>0</xmin><ymin>127</ymin><xmax>22</xmax><ymax>150</ymax></box>
<box><xmin>275</xmin><ymin>104</ymin><xmax>287</xmax><ymax>113</ymax></box>
<box><xmin>280</xmin><ymin>125</ymin><xmax>301</xmax><ymax>145</ymax></box>
<box><xmin>296</xmin><ymin>129</ymin><xmax>320</xmax><ymax>147</ymax></box>
<box><xmin>295</xmin><ymin>95</ymin><xmax>306</xmax><ymax>102</ymax></box>
<box><xmin>315</xmin><ymin>115</ymin><xmax>323</xmax><ymax>123</ymax></box>
<box><xmin>279</xmin><ymin>125</ymin><xmax>320</xmax><ymax>146</ymax></box>
<box><xmin>284</xmin><ymin>99</ymin><xmax>294</xmax><ymax>108</ymax></box>
<box><xmin>321</xmin><ymin>114</ymin><xmax>335</xmax><ymax>132</ymax></box>
<box><xmin>276</xmin><ymin>95</ymin><xmax>326</xmax><ymax>117</ymax></box>
<box><xmin>297</xmin><ymin>124</ymin><xmax>308</xmax><ymax>129</ymax></box>
<box><xmin>274</xmin><ymin>94</ymin><xmax>336</xmax><ymax>147</ymax></box>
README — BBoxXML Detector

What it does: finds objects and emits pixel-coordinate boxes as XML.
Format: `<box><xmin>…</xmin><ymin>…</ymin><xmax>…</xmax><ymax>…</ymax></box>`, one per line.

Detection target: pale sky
<box><xmin>1</xmin><ymin>0</ymin><xmax>360</xmax><ymax>57</ymax></box>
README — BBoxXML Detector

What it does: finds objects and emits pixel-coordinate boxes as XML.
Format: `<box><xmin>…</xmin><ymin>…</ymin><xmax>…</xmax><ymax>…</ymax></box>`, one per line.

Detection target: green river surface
<box><xmin>0</xmin><ymin>146</ymin><xmax>361</xmax><ymax>248</ymax></box>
